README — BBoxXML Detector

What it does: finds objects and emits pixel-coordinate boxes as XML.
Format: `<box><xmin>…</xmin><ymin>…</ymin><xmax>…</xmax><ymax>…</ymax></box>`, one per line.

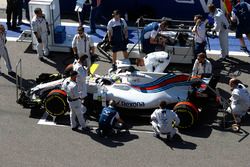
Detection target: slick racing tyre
<box><xmin>44</xmin><ymin>89</ymin><xmax>68</xmax><ymax>116</ymax></box>
<box><xmin>173</xmin><ymin>101</ymin><xmax>199</xmax><ymax>129</ymax></box>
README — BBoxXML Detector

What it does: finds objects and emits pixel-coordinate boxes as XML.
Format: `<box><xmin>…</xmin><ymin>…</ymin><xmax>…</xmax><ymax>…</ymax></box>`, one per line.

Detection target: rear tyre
<box><xmin>44</xmin><ymin>89</ymin><xmax>68</xmax><ymax>116</ymax></box>
<box><xmin>173</xmin><ymin>101</ymin><xmax>199</xmax><ymax>129</ymax></box>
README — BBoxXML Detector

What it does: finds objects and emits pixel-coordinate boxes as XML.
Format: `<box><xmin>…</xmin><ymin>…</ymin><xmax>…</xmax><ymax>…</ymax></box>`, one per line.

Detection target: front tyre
<box><xmin>44</xmin><ymin>89</ymin><xmax>68</xmax><ymax>116</ymax></box>
<box><xmin>173</xmin><ymin>101</ymin><xmax>199</xmax><ymax>129</ymax></box>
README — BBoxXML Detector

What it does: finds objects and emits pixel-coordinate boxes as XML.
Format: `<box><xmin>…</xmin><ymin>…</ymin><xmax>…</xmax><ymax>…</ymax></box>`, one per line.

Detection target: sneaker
<box><xmin>112</xmin><ymin>64</ymin><xmax>117</xmax><ymax>71</ymax></box>
<box><xmin>240</xmin><ymin>46</ymin><xmax>250</xmax><ymax>54</ymax></box>
<box><xmin>8</xmin><ymin>71</ymin><xmax>15</xmax><ymax>76</ymax></box>
<box><xmin>153</xmin><ymin>133</ymin><xmax>160</xmax><ymax>138</ymax></box>
<box><xmin>39</xmin><ymin>57</ymin><xmax>44</xmax><ymax>61</ymax></box>
<box><xmin>81</xmin><ymin>126</ymin><xmax>91</xmax><ymax>132</ymax></box>
<box><xmin>71</xmin><ymin>127</ymin><xmax>78</xmax><ymax>131</ymax></box>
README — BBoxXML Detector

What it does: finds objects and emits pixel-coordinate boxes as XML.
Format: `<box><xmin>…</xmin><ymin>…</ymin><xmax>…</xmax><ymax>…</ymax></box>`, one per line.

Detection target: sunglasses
<box><xmin>78</xmin><ymin>31</ymin><xmax>83</xmax><ymax>34</ymax></box>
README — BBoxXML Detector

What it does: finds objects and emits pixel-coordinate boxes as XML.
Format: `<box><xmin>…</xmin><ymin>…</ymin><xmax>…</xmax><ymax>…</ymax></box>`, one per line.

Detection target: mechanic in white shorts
<box><xmin>72</xmin><ymin>26</ymin><xmax>95</xmax><ymax>69</ymax></box>
<box><xmin>143</xmin><ymin>51</ymin><xmax>170</xmax><ymax>73</ymax></box>
<box><xmin>61</xmin><ymin>71</ymin><xmax>90</xmax><ymax>131</ymax></box>
<box><xmin>151</xmin><ymin>101</ymin><xmax>180</xmax><ymax>140</ymax></box>
<box><xmin>31</xmin><ymin>8</ymin><xmax>50</xmax><ymax>60</ymax></box>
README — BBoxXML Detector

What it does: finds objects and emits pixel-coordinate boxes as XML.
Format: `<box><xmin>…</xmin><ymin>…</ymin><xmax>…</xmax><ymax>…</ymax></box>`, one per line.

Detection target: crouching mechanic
<box><xmin>137</xmin><ymin>51</ymin><xmax>170</xmax><ymax>73</ymax></box>
<box><xmin>151</xmin><ymin>101</ymin><xmax>180</xmax><ymax>140</ymax></box>
<box><xmin>31</xmin><ymin>8</ymin><xmax>50</xmax><ymax>60</ymax></box>
<box><xmin>61</xmin><ymin>71</ymin><xmax>90</xmax><ymax>131</ymax></box>
<box><xmin>227</xmin><ymin>78</ymin><xmax>250</xmax><ymax>123</ymax></box>
<box><xmin>141</xmin><ymin>20</ymin><xmax>169</xmax><ymax>54</ymax></box>
<box><xmin>97</xmin><ymin>100</ymin><xmax>125</xmax><ymax>137</ymax></box>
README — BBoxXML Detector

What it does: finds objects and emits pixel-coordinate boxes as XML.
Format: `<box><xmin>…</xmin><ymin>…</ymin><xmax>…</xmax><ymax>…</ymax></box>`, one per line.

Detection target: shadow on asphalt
<box><xmin>178</xmin><ymin>125</ymin><xmax>213</xmax><ymax>138</ymax></box>
<box><xmin>159</xmin><ymin>134</ymin><xmax>197</xmax><ymax>150</ymax></box>
<box><xmin>1</xmin><ymin>72</ymin><xmax>36</xmax><ymax>91</ymax></box>
<box><xmin>81</xmin><ymin>130</ymin><xmax>139</xmax><ymax>148</ymax></box>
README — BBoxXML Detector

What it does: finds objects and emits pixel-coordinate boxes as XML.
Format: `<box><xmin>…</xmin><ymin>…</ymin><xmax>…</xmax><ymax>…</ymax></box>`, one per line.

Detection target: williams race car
<box><xmin>17</xmin><ymin>62</ymin><xmax>220</xmax><ymax>128</ymax></box>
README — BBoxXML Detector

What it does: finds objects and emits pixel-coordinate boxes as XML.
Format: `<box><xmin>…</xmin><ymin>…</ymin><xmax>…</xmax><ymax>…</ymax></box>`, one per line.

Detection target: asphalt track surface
<box><xmin>1</xmin><ymin>12</ymin><xmax>250</xmax><ymax>167</ymax></box>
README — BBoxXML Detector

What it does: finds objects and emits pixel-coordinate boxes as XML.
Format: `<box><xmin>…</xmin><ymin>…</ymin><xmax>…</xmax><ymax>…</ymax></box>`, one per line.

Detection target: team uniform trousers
<box><xmin>144</xmin><ymin>51</ymin><xmax>170</xmax><ymax>72</ymax></box>
<box><xmin>0</xmin><ymin>32</ymin><xmax>12</xmax><ymax>72</ymax></box>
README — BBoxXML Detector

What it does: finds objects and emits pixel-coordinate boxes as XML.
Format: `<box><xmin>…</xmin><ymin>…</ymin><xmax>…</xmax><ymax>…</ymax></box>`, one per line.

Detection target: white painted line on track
<box><xmin>37</xmin><ymin>112</ymin><xmax>66</xmax><ymax>127</ymax></box>
<box><xmin>37</xmin><ymin>112</ymin><xmax>154</xmax><ymax>134</ymax></box>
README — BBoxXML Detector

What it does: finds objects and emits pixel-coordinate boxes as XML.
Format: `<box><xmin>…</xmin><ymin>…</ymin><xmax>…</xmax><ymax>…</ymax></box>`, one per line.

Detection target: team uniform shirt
<box><xmin>72</xmin><ymin>33</ymin><xmax>94</xmax><ymax>67</ymax></box>
<box><xmin>231</xmin><ymin>2</ymin><xmax>250</xmax><ymax>25</ymax></box>
<box><xmin>191</xmin><ymin>59</ymin><xmax>212</xmax><ymax>77</ymax></box>
<box><xmin>61</xmin><ymin>78</ymin><xmax>80</xmax><ymax>101</ymax></box>
<box><xmin>99</xmin><ymin>106</ymin><xmax>120</xmax><ymax>126</ymax></box>
<box><xmin>230</xmin><ymin>83</ymin><xmax>250</xmax><ymax>117</ymax></box>
<box><xmin>107</xmin><ymin>18</ymin><xmax>127</xmax><ymax>36</ymax></box>
<box><xmin>73</xmin><ymin>60</ymin><xmax>87</xmax><ymax>98</ymax></box>
<box><xmin>211</xmin><ymin>8</ymin><xmax>229</xmax><ymax>32</ymax></box>
<box><xmin>231</xmin><ymin>2</ymin><xmax>250</xmax><ymax>37</ymax></box>
<box><xmin>31</xmin><ymin>16</ymin><xmax>48</xmax><ymax>37</ymax></box>
<box><xmin>142</xmin><ymin>22</ymin><xmax>160</xmax><ymax>40</ymax></box>
<box><xmin>151</xmin><ymin>108</ymin><xmax>180</xmax><ymax>134</ymax></box>
<box><xmin>193</xmin><ymin>22</ymin><xmax>206</xmax><ymax>44</ymax></box>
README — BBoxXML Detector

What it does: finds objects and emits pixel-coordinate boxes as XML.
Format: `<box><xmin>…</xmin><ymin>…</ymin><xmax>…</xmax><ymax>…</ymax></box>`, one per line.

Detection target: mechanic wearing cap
<box><xmin>140</xmin><ymin>20</ymin><xmax>169</xmax><ymax>54</ymax></box>
<box><xmin>151</xmin><ymin>101</ymin><xmax>180</xmax><ymax>140</ymax></box>
<box><xmin>61</xmin><ymin>71</ymin><xmax>90</xmax><ymax>131</ymax></box>
<box><xmin>191</xmin><ymin>52</ymin><xmax>212</xmax><ymax>78</ymax></box>
<box><xmin>230</xmin><ymin>0</ymin><xmax>250</xmax><ymax>54</ymax></box>
<box><xmin>208</xmin><ymin>3</ymin><xmax>229</xmax><ymax>60</ymax></box>
<box><xmin>73</xmin><ymin>55</ymin><xmax>88</xmax><ymax>100</ymax></box>
<box><xmin>72</xmin><ymin>26</ymin><xmax>95</xmax><ymax>68</ymax></box>
<box><xmin>31</xmin><ymin>8</ymin><xmax>50</xmax><ymax>60</ymax></box>
<box><xmin>137</xmin><ymin>51</ymin><xmax>170</xmax><ymax>73</ymax></box>
<box><xmin>227</xmin><ymin>78</ymin><xmax>250</xmax><ymax>123</ymax></box>
<box><xmin>192</xmin><ymin>14</ymin><xmax>207</xmax><ymax>57</ymax></box>
<box><xmin>96</xmin><ymin>100</ymin><xmax>125</xmax><ymax>137</ymax></box>
<box><xmin>0</xmin><ymin>24</ymin><xmax>13</xmax><ymax>76</ymax></box>
<box><xmin>107</xmin><ymin>10</ymin><xmax>129</xmax><ymax>71</ymax></box>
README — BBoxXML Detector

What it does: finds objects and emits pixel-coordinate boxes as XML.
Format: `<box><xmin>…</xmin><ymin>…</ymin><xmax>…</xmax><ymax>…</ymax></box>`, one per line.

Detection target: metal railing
<box><xmin>16</xmin><ymin>59</ymin><xmax>22</xmax><ymax>101</ymax></box>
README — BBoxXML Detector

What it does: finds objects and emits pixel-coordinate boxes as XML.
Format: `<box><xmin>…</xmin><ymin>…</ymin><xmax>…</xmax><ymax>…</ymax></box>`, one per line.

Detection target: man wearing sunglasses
<box><xmin>72</xmin><ymin>26</ymin><xmax>95</xmax><ymax>68</ymax></box>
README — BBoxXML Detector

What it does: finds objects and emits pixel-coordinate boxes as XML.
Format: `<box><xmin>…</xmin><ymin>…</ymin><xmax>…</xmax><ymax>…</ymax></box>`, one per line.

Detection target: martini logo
<box><xmin>117</xmin><ymin>100</ymin><xmax>145</xmax><ymax>108</ymax></box>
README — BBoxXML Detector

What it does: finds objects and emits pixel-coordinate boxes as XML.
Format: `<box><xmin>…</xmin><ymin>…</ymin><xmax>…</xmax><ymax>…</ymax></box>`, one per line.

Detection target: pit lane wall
<box><xmin>60</xmin><ymin>0</ymin><xmax>222</xmax><ymax>21</ymax></box>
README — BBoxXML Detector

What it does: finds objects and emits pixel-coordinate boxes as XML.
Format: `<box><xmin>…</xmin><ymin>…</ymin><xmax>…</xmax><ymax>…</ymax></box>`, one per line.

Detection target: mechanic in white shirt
<box><xmin>72</xmin><ymin>26</ymin><xmax>95</xmax><ymax>68</ymax></box>
<box><xmin>73</xmin><ymin>55</ymin><xmax>88</xmax><ymax>100</ymax></box>
<box><xmin>31</xmin><ymin>8</ymin><xmax>50</xmax><ymax>60</ymax></box>
<box><xmin>227</xmin><ymin>78</ymin><xmax>250</xmax><ymax>123</ymax></box>
<box><xmin>0</xmin><ymin>24</ymin><xmax>13</xmax><ymax>75</ymax></box>
<box><xmin>142</xmin><ymin>51</ymin><xmax>170</xmax><ymax>73</ymax></box>
<box><xmin>191</xmin><ymin>52</ymin><xmax>212</xmax><ymax>77</ymax></box>
<box><xmin>208</xmin><ymin>4</ymin><xmax>229</xmax><ymax>60</ymax></box>
<box><xmin>61</xmin><ymin>71</ymin><xmax>89</xmax><ymax>131</ymax></box>
<box><xmin>151</xmin><ymin>101</ymin><xmax>180</xmax><ymax>140</ymax></box>
<box><xmin>192</xmin><ymin>14</ymin><xmax>207</xmax><ymax>57</ymax></box>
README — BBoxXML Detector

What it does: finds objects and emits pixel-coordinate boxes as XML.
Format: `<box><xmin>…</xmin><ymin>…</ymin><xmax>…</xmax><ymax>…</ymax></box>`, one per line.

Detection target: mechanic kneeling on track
<box><xmin>226</xmin><ymin>78</ymin><xmax>250</xmax><ymax>124</ymax></box>
<box><xmin>96</xmin><ymin>100</ymin><xmax>126</xmax><ymax>137</ymax></box>
<box><xmin>151</xmin><ymin>101</ymin><xmax>180</xmax><ymax>141</ymax></box>
<box><xmin>61</xmin><ymin>71</ymin><xmax>90</xmax><ymax>132</ymax></box>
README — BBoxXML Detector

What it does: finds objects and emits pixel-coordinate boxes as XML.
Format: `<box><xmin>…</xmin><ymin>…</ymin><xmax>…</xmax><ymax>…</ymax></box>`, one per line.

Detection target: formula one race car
<box><xmin>17</xmin><ymin>62</ymin><xmax>220</xmax><ymax>128</ymax></box>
